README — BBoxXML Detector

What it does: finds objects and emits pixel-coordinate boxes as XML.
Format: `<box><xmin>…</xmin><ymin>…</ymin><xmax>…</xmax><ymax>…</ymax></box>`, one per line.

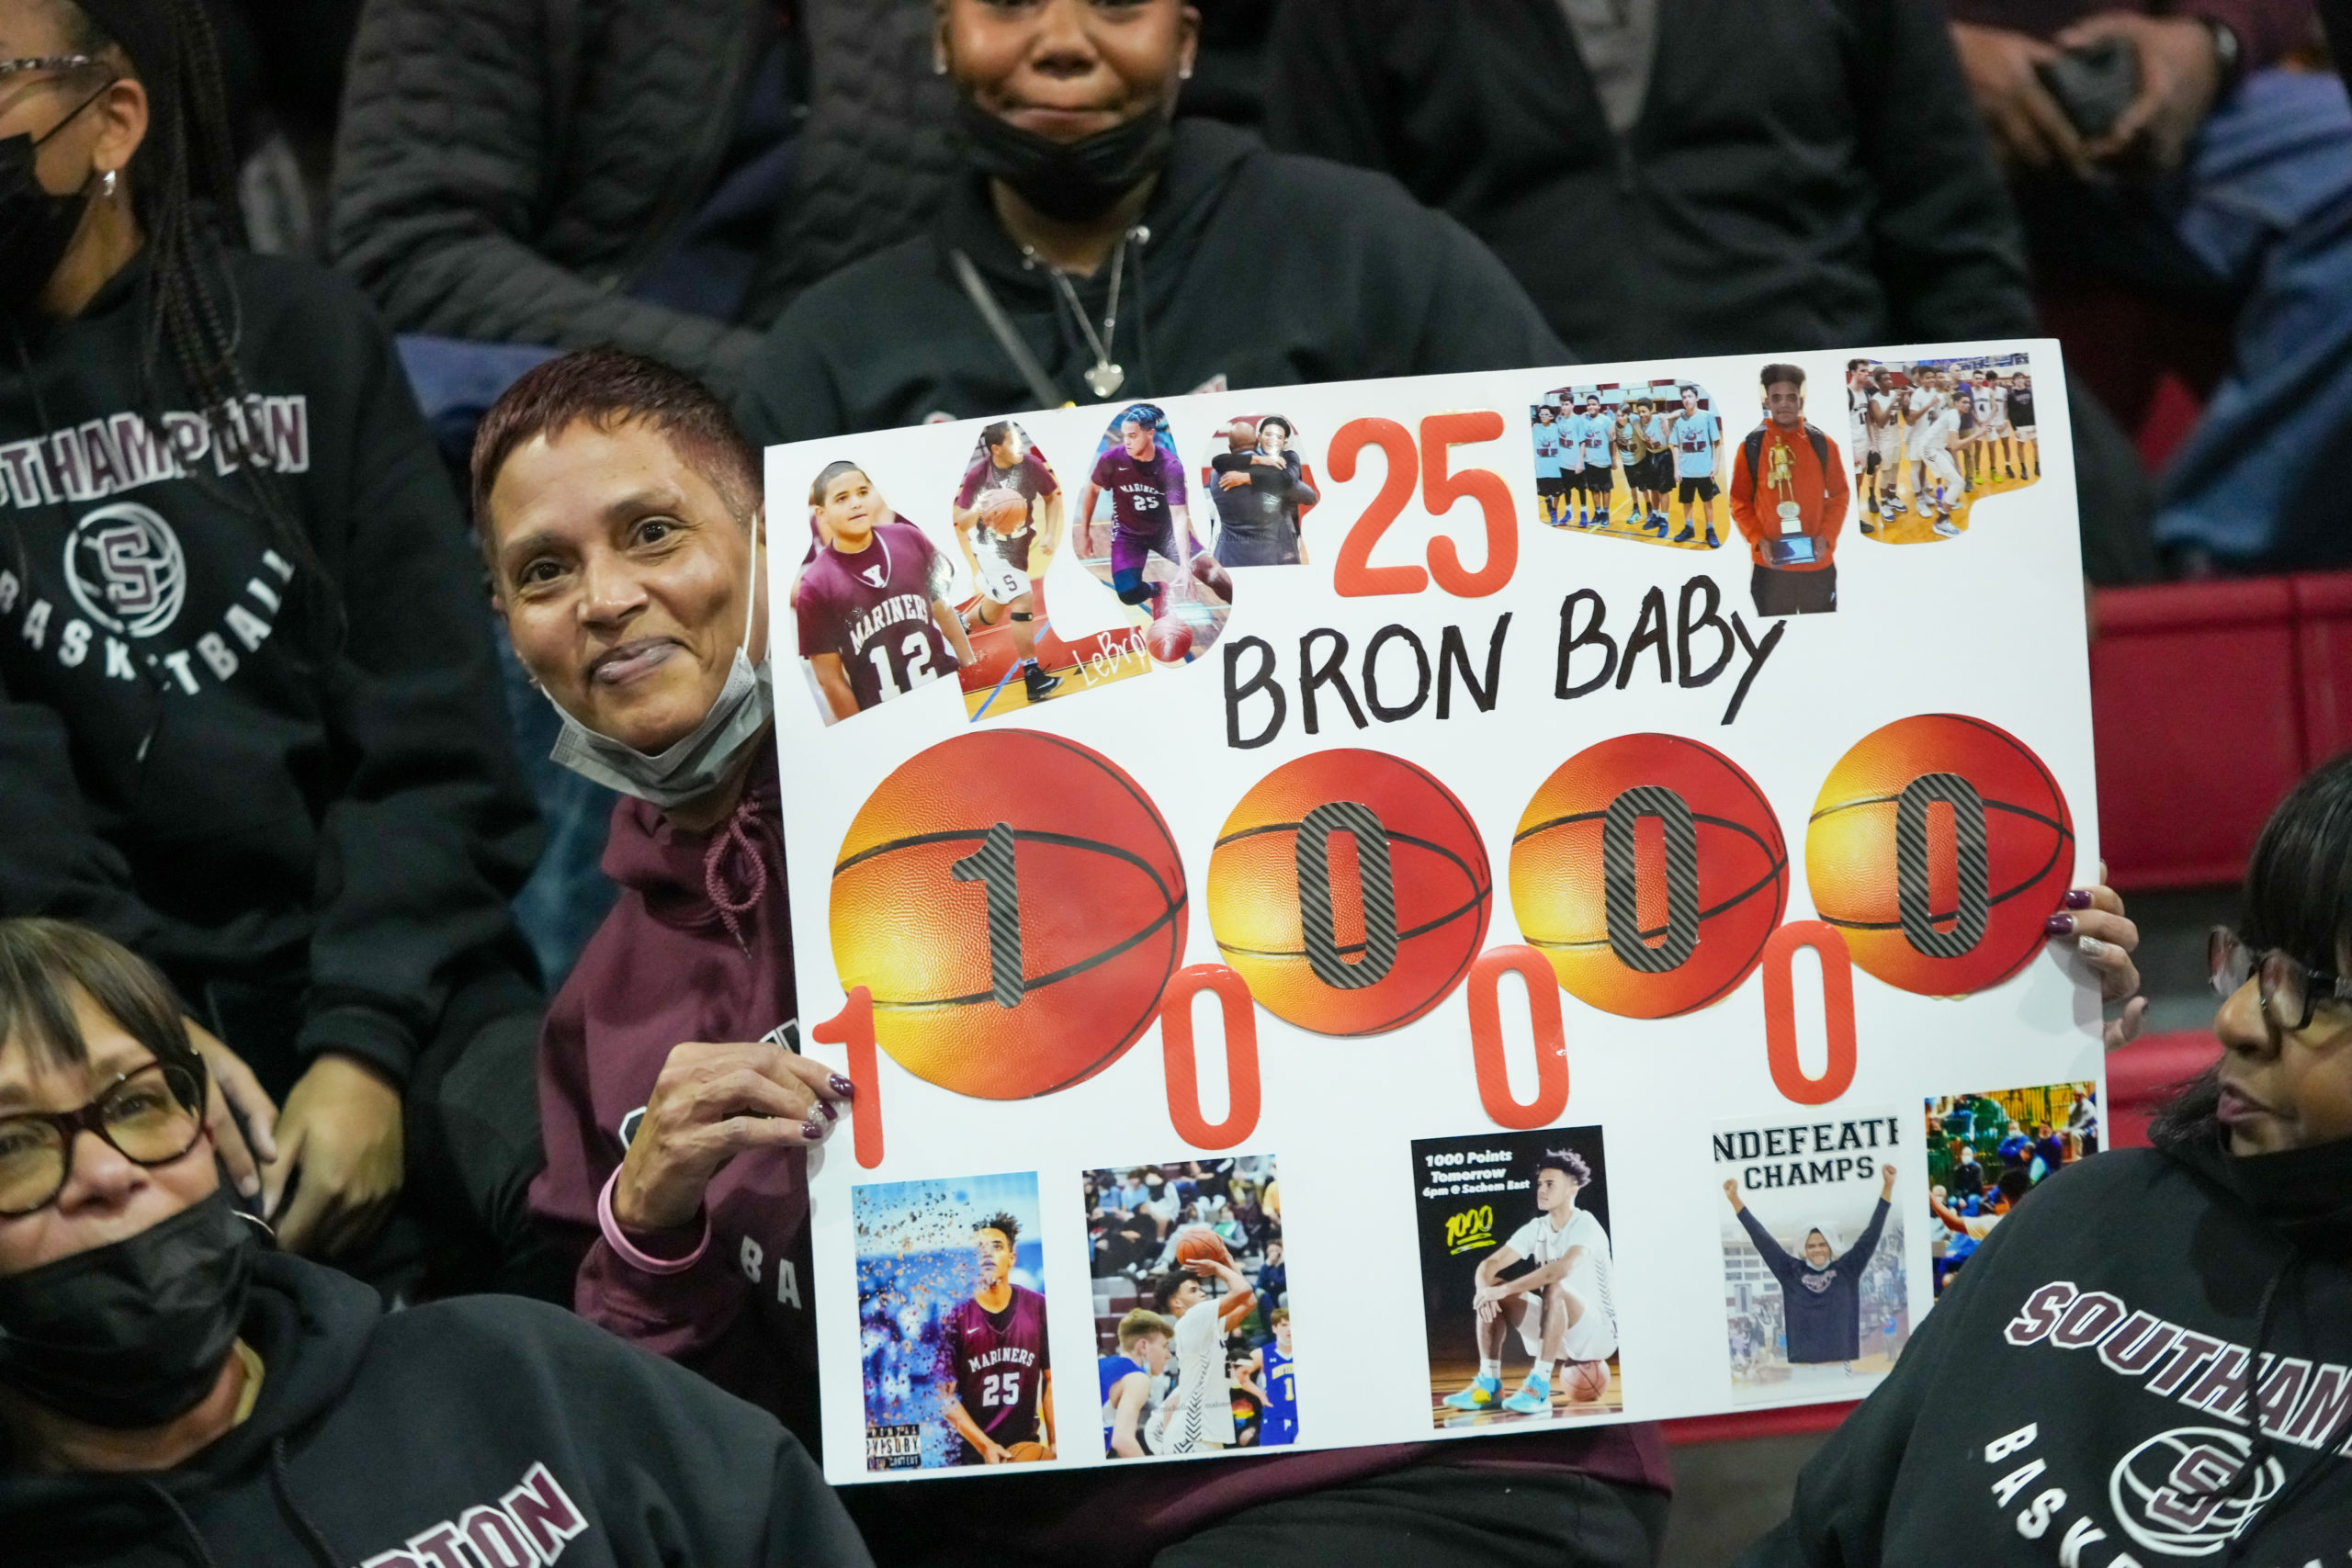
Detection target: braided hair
<box><xmin>45</xmin><ymin>0</ymin><xmax>336</xmax><ymax>652</ymax></box>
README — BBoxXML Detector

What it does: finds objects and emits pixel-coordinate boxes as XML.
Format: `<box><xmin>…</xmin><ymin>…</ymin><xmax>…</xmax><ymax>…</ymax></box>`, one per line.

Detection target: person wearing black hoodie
<box><xmin>735</xmin><ymin>0</ymin><xmax>1563</xmax><ymax>444</ymax></box>
<box><xmin>0</xmin><ymin>0</ymin><xmax>548</xmax><ymax>1295</ymax></box>
<box><xmin>1724</xmin><ymin>1163</ymin><xmax>1895</xmax><ymax>1368</ymax></box>
<box><xmin>1740</xmin><ymin>756</ymin><xmax>2352</xmax><ymax>1566</ymax></box>
<box><xmin>0</xmin><ymin>918</ymin><xmax>870</xmax><ymax>1568</ymax></box>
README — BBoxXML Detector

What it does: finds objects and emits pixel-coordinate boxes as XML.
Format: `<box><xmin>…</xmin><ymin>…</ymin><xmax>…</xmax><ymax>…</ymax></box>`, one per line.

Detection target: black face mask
<box><xmin>0</xmin><ymin>1187</ymin><xmax>256</xmax><ymax>1428</ymax></box>
<box><xmin>0</xmin><ymin>90</ymin><xmax>105</xmax><ymax>319</ymax></box>
<box><xmin>951</xmin><ymin>91</ymin><xmax>1172</xmax><ymax>223</ymax></box>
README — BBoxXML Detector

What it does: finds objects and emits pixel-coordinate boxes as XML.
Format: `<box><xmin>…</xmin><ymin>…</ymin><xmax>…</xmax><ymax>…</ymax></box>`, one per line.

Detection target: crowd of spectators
<box><xmin>0</xmin><ymin>0</ymin><xmax>2344</xmax><ymax>1563</ymax></box>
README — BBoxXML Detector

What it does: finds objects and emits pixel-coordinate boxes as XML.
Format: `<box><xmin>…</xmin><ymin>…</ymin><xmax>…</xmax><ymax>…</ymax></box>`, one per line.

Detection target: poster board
<box><xmin>763</xmin><ymin>342</ymin><xmax>2108</xmax><ymax>1485</ymax></box>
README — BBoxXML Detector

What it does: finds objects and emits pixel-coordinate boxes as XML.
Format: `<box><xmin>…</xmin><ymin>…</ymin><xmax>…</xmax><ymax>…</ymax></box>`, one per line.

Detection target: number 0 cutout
<box><xmin>1467</xmin><ymin>946</ymin><xmax>1569</xmax><ymax>1129</ymax></box>
<box><xmin>810</xmin><ymin>987</ymin><xmax>883</xmax><ymax>1168</ymax></box>
<box><xmin>1894</xmin><ymin>773</ymin><xmax>1990</xmax><ymax>959</ymax></box>
<box><xmin>1161</xmin><ymin>964</ymin><xmax>1261</xmax><ymax>1149</ymax></box>
<box><xmin>1296</xmin><ymin>801</ymin><xmax>1398</xmax><ymax>989</ymax></box>
<box><xmin>1761</xmin><ymin>921</ymin><xmax>1858</xmax><ymax>1106</ymax></box>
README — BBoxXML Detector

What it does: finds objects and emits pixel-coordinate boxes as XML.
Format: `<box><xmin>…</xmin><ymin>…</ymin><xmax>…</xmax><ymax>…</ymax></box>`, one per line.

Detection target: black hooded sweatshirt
<box><xmin>0</xmin><ymin>1252</ymin><xmax>871</xmax><ymax>1568</ymax></box>
<box><xmin>0</xmin><ymin>250</ymin><xmax>539</xmax><ymax>1091</ymax></box>
<box><xmin>1739</xmin><ymin>1135</ymin><xmax>2352</xmax><ymax>1567</ymax></box>
<box><xmin>736</xmin><ymin>118</ymin><xmax>1566</xmax><ymax>442</ymax></box>
<box><xmin>1739</xmin><ymin>1197</ymin><xmax>1891</xmax><ymax>1364</ymax></box>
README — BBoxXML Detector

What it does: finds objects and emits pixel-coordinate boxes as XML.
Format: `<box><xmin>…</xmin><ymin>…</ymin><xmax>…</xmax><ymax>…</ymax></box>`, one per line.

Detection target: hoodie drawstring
<box><xmin>704</xmin><ymin>791</ymin><xmax>769</xmax><ymax>953</ymax></box>
<box><xmin>270</xmin><ymin>1436</ymin><xmax>343</xmax><ymax>1568</ymax></box>
<box><xmin>144</xmin><ymin>1481</ymin><xmax>222</xmax><ymax>1568</ymax></box>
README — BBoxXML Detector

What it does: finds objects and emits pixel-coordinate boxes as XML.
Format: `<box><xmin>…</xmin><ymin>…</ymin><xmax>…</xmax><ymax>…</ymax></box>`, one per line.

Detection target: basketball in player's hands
<box><xmin>1002</xmin><ymin>1441</ymin><xmax>1050</xmax><ymax>1462</ymax></box>
<box><xmin>1563</xmin><ymin>1360</ymin><xmax>1611</xmax><ymax>1403</ymax></box>
<box><xmin>979</xmin><ymin>491</ymin><xmax>1029</xmax><ymax>533</ymax></box>
<box><xmin>1147</xmin><ymin>616</ymin><xmax>1193</xmax><ymax>664</ymax></box>
<box><xmin>1173</xmin><ymin>1224</ymin><xmax>1231</xmax><ymax>1269</ymax></box>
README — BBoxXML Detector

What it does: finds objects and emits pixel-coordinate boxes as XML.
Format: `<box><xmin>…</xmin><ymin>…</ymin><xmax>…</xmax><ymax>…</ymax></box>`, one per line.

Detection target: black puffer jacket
<box><xmin>328</xmin><ymin>0</ymin><xmax>955</xmax><ymax>394</ymax></box>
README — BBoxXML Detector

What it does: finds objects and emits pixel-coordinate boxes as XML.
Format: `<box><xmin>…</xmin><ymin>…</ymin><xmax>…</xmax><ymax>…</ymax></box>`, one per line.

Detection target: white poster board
<box><xmin>763</xmin><ymin>342</ymin><xmax>2107</xmax><ymax>1485</ymax></box>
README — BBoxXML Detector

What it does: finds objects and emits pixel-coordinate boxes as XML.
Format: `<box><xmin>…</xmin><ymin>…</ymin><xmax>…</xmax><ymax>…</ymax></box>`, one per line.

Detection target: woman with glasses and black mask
<box><xmin>737</xmin><ymin>0</ymin><xmax>1565</xmax><ymax>444</ymax></box>
<box><xmin>1743</xmin><ymin>757</ymin><xmax>2352</xmax><ymax>1567</ymax></box>
<box><xmin>0</xmin><ymin>919</ymin><xmax>868</xmax><ymax>1568</ymax></box>
<box><xmin>0</xmin><ymin>0</ymin><xmax>549</xmax><ymax>1296</ymax></box>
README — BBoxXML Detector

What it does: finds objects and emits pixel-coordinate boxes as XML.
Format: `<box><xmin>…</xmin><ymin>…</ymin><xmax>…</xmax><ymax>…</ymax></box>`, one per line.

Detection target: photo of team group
<box><xmin>1926</xmin><ymin>1081</ymin><xmax>2098</xmax><ymax>1296</ymax></box>
<box><xmin>1413</xmin><ymin>1126</ymin><xmax>1623</xmax><ymax>1428</ymax></box>
<box><xmin>1846</xmin><ymin>355</ymin><xmax>2041</xmax><ymax>543</ymax></box>
<box><xmin>1713</xmin><ymin>1111</ymin><xmax>1908</xmax><ymax>1399</ymax></box>
<box><xmin>1085</xmin><ymin>1156</ymin><xmax>1293</xmax><ymax>1458</ymax></box>
<box><xmin>1527</xmin><ymin>380</ymin><xmax>1724</xmax><ymax>549</ymax></box>
<box><xmin>855</xmin><ymin>1171</ymin><xmax>1053</xmax><ymax>1471</ymax></box>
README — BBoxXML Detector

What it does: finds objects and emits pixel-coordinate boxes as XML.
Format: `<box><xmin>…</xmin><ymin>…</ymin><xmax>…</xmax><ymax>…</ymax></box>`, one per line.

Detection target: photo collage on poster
<box><xmin>1412</xmin><ymin>1126</ymin><xmax>1623</xmax><ymax>1428</ymax></box>
<box><xmin>794</xmin><ymin>401</ymin><xmax>1295</xmax><ymax>728</ymax></box>
<box><xmin>1926</xmin><ymin>1081</ymin><xmax>2098</xmax><ymax>1297</ymax></box>
<box><xmin>1845</xmin><ymin>352</ymin><xmax>2041</xmax><ymax>544</ymax></box>
<box><xmin>1713</xmin><ymin>1110</ymin><xmax>1908</xmax><ymax>1400</ymax></box>
<box><xmin>1526</xmin><ymin>378</ymin><xmax>1723</xmax><ymax>549</ymax></box>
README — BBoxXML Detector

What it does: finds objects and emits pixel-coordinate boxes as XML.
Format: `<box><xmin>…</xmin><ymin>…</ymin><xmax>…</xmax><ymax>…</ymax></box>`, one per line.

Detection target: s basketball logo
<box><xmin>2109</xmin><ymin>1427</ymin><xmax>2282</xmax><ymax>1557</ymax></box>
<box><xmin>64</xmin><ymin>502</ymin><xmax>187</xmax><ymax>638</ymax></box>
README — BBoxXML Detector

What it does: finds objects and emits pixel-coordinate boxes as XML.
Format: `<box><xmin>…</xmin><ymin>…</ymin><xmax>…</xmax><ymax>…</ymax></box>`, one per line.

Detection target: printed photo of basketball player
<box><xmin>1728</xmin><ymin>363</ymin><xmax>1849</xmax><ymax>618</ymax></box>
<box><xmin>1067</xmin><ymin>403</ymin><xmax>1232</xmax><ymax>678</ymax></box>
<box><xmin>1925</xmin><ymin>1081</ymin><xmax>2095</xmax><ymax>1297</ymax></box>
<box><xmin>1083</xmin><ymin>1155</ymin><xmax>1288</xmax><ymax>1458</ymax></box>
<box><xmin>1713</xmin><ymin>1108</ymin><xmax>1910</xmax><ymax>1401</ymax></box>
<box><xmin>951</xmin><ymin>421</ymin><xmax>1066</xmax><ymax>707</ymax></box>
<box><xmin>1412</xmin><ymin>1127</ymin><xmax>1623</xmax><ymax>1428</ymax></box>
<box><xmin>1846</xmin><ymin>354</ymin><xmax>2041</xmax><ymax>545</ymax></box>
<box><xmin>1525</xmin><ymin>379</ymin><xmax>1718</xmax><ymax>549</ymax></box>
<box><xmin>854</xmin><ymin>1170</ymin><xmax>1054</xmax><ymax>1471</ymax></box>
<box><xmin>1202</xmin><ymin>414</ymin><xmax>1318</xmax><ymax>569</ymax></box>
<box><xmin>795</xmin><ymin>461</ymin><xmax>976</xmax><ymax>724</ymax></box>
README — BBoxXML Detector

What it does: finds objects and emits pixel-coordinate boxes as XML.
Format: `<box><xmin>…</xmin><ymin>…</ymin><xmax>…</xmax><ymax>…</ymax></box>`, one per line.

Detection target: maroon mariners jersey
<box><xmin>956</xmin><ymin>449</ymin><xmax>1057</xmax><ymax>511</ymax></box>
<box><xmin>794</xmin><ymin>520</ymin><xmax>956</xmax><ymax>712</ymax></box>
<box><xmin>1091</xmin><ymin>445</ymin><xmax>1189</xmax><ymax>537</ymax></box>
<box><xmin>938</xmin><ymin>1284</ymin><xmax>1049</xmax><ymax>1461</ymax></box>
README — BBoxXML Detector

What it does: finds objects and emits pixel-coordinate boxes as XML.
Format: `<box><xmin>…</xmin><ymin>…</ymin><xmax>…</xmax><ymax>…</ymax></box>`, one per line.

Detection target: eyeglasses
<box><xmin>0</xmin><ymin>1062</ymin><xmax>207</xmax><ymax>1216</ymax></box>
<box><xmin>0</xmin><ymin>55</ymin><xmax>100</xmax><ymax>85</ymax></box>
<box><xmin>2210</xmin><ymin>927</ymin><xmax>2352</xmax><ymax>1033</ymax></box>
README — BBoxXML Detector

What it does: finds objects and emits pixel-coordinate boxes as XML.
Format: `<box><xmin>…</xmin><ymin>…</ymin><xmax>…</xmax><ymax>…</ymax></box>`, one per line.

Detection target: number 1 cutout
<box><xmin>950</xmin><ymin>821</ymin><xmax>1025</xmax><ymax>1008</ymax></box>
<box><xmin>1160</xmin><ymin>964</ymin><xmax>1261</xmax><ymax>1149</ymax></box>
<box><xmin>1761</xmin><ymin>921</ymin><xmax>1859</xmax><ymax>1105</ymax></box>
<box><xmin>1467</xmin><ymin>946</ymin><xmax>1569</xmax><ymax>1129</ymax></box>
<box><xmin>811</xmin><ymin>987</ymin><xmax>884</xmax><ymax>1168</ymax></box>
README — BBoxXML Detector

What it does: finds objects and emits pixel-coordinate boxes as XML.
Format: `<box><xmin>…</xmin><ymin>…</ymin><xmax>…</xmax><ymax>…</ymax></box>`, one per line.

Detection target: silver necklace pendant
<box><xmin>1085</xmin><ymin>361</ymin><xmax>1126</xmax><ymax>399</ymax></box>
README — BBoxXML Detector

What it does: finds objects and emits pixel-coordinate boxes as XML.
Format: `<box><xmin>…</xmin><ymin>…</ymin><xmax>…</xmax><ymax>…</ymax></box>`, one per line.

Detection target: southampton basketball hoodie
<box><xmin>1738</xmin><ymin>1132</ymin><xmax>2352</xmax><ymax>1566</ymax></box>
<box><xmin>0</xmin><ymin>1251</ymin><xmax>869</xmax><ymax>1568</ymax></box>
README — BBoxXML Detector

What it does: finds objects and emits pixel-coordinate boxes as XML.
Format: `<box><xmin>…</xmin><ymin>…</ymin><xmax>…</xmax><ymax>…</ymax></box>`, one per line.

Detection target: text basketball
<box><xmin>831</xmin><ymin>729</ymin><xmax>1187</xmax><ymax>1098</ymax></box>
<box><xmin>1806</xmin><ymin>713</ymin><xmax>2073</xmax><ymax>996</ymax></box>
<box><xmin>1208</xmin><ymin>749</ymin><xmax>1491</xmax><ymax>1035</ymax></box>
<box><xmin>1510</xmin><ymin>733</ymin><xmax>1788</xmax><ymax>1019</ymax></box>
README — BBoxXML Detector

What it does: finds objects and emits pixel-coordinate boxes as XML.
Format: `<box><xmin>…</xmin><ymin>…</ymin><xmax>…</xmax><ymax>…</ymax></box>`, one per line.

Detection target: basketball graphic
<box><xmin>1806</xmin><ymin>714</ymin><xmax>2073</xmax><ymax>997</ymax></box>
<box><xmin>1173</xmin><ymin>1225</ymin><xmax>1231</xmax><ymax>1267</ymax></box>
<box><xmin>1510</xmin><ymin>735</ymin><xmax>1788</xmax><ymax>1019</ymax></box>
<box><xmin>1208</xmin><ymin>750</ymin><xmax>1491</xmax><ymax>1035</ymax></box>
<box><xmin>831</xmin><ymin>729</ymin><xmax>1187</xmax><ymax>1099</ymax></box>
<box><xmin>1146</xmin><ymin>616</ymin><xmax>1193</xmax><ymax>664</ymax></box>
<box><xmin>1564</xmin><ymin>1359</ymin><xmax>1611</xmax><ymax>1403</ymax></box>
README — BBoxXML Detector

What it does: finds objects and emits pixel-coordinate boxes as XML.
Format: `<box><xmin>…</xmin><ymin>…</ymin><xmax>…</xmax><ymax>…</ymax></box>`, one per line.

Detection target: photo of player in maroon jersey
<box><xmin>951</xmin><ymin>422</ymin><xmax>1065</xmax><ymax>707</ymax></box>
<box><xmin>794</xmin><ymin>461</ymin><xmax>976</xmax><ymax>723</ymax></box>
<box><xmin>940</xmin><ymin>1212</ymin><xmax>1055</xmax><ymax>1465</ymax></box>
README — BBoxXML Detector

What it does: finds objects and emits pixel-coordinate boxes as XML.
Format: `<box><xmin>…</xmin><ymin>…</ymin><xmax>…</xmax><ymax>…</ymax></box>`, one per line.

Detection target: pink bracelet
<box><xmin>597</xmin><ymin>1168</ymin><xmax>710</xmax><ymax>1276</ymax></box>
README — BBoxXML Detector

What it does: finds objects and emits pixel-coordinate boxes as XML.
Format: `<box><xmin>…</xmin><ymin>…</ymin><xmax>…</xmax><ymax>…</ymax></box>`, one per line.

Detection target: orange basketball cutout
<box><xmin>1805</xmin><ymin>714</ymin><xmax>2074</xmax><ymax>997</ymax></box>
<box><xmin>1510</xmin><ymin>735</ymin><xmax>1788</xmax><ymax>1019</ymax></box>
<box><xmin>1207</xmin><ymin>750</ymin><xmax>1491</xmax><ymax>1035</ymax></box>
<box><xmin>831</xmin><ymin>729</ymin><xmax>1187</xmax><ymax>1099</ymax></box>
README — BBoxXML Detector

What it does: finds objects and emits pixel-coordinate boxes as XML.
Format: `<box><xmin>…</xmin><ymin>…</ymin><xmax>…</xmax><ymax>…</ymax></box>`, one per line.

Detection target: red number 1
<box><xmin>811</xmin><ymin>987</ymin><xmax>884</xmax><ymax>1168</ymax></box>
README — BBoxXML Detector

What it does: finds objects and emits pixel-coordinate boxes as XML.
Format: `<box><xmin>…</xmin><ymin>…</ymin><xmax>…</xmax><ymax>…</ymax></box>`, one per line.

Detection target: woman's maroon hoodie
<box><xmin>528</xmin><ymin>747</ymin><xmax>823</xmax><ymax>1444</ymax></box>
<box><xmin>530</xmin><ymin>748</ymin><xmax>1669</xmax><ymax>1556</ymax></box>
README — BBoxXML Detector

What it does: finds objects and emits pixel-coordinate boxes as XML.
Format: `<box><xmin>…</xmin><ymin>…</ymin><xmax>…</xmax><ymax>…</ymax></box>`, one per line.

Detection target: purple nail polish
<box><xmin>2063</xmin><ymin>889</ymin><xmax>2093</xmax><ymax>910</ymax></box>
<box><xmin>819</xmin><ymin>1100</ymin><xmax>840</xmax><ymax>1122</ymax></box>
<box><xmin>830</xmin><ymin>1074</ymin><xmax>856</xmax><ymax>1097</ymax></box>
<box><xmin>2045</xmin><ymin>913</ymin><xmax>2075</xmax><ymax>936</ymax></box>
<box><xmin>801</xmin><ymin>1121</ymin><xmax>825</xmax><ymax>1141</ymax></box>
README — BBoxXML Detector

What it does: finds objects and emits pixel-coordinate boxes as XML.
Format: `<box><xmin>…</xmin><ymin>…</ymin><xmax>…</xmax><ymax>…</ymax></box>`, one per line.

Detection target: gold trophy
<box><xmin>1768</xmin><ymin>439</ymin><xmax>1802</xmax><ymax>533</ymax></box>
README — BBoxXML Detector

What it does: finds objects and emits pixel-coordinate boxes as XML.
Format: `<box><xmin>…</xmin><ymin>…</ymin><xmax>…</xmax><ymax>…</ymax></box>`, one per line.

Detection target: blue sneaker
<box><xmin>1441</xmin><ymin>1375</ymin><xmax>1502</xmax><ymax>1411</ymax></box>
<box><xmin>1501</xmin><ymin>1377</ymin><xmax>1554</xmax><ymax>1415</ymax></box>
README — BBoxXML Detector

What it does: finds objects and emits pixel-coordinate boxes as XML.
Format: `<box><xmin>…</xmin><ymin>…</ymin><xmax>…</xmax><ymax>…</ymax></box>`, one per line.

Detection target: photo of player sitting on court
<box><xmin>1846</xmin><ymin>354</ymin><xmax>2042</xmax><ymax>544</ymax></box>
<box><xmin>1413</xmin><ymin>1128</ymin><xmax>1623</xmax><ymax>1428</ymax></box>
<box><xmin>1085</xmin><ymin>1155</ymin><xmax>1292</xmax><ymax>1458</ymax></box>
<box><xmin>1925</xmin><ymin>1081</ymin><xmax>2098</xmax><ymax>1296</ymax></box>
<box><xmin>854</xmin><ymin>1171</ymin><xmax>1054</xmax><ymax>1471</ymax></box>
<box><xmin>1526</xmin><ymin>378</ymin><xmax>1722</xmax><ymax>549</ymax></box>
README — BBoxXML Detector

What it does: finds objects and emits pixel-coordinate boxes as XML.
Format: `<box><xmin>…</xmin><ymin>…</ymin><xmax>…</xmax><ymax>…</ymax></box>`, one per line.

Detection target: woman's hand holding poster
<box><xmin>763</xmin><ymin>342</ymin><xmax>2105</xmax><ymax>1485</ymax></box>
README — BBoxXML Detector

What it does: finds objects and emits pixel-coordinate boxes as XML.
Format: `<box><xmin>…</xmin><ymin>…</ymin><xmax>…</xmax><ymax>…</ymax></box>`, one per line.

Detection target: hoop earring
<box><xmin>100</xmin><ymin>168</ymin><xmax>119</xmax><ymax>198</ymax></box>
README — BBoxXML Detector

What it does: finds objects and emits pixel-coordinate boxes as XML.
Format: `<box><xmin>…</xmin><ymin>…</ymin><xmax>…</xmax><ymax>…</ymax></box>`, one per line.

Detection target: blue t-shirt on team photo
<box><xmin>1669</xmin><ymin>410</ymin><xmax>1721</xmax><ymax>478</ymax></box>
<box><xmin>1531</xmin><ymin>418</ymin><xmax>1566</xmax><ymax>478</ymax></box>
<box><xmin>1578</xmin><ymin>413</ymin><xmax>1611</xmax><ymax>467</ymax></box>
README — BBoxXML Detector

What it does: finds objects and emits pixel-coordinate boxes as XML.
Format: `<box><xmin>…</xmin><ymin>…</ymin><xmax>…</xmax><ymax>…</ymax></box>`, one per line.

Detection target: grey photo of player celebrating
<box><xmin>951</xmin><ymin>421</ymin><xmax>1064</xmax><ymax>705</ymax></box>
<box><xmin>1723</xmin><ymin>1164</ymin><xmax>1896</xmax><ymax>1371</ymax></box>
